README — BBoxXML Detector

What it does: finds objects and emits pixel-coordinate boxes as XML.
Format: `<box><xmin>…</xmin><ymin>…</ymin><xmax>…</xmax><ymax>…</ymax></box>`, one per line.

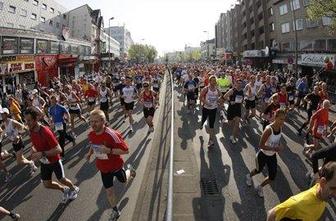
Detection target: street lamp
<box><xmin>290</xmin><ymin>2</ymin><xmax>299</xmax><ymax>76</ymax></box>
<box><xmin>203</xmin><ymin>30</ymin><xmax>209</xmax><ymax>60</ymax></box>
<box><xmin>108</xmin><ymin>17</ymin><xmax>114</xmax><ymax>70</ymax></box>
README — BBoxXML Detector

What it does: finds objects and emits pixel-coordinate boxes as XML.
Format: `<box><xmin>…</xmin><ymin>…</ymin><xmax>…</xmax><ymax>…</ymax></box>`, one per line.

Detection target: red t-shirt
<box><xmin>88</xmin><ymin>127</ymin><xmax>128</xmax><ymax>173</ymax></box>
<box><xmin>313</xmin><ymin>108</ymin><xmax>329</xmax><ymax>137</ymax></box>
<box><xmin>85</xmin><ymin>89</ymin><xmax>98</xmax><ymax>98</ymax></box>
<box><xmin>30</xmin><ymin>126</ymin><xmax>60</xmax><ymax>163</ymax></box>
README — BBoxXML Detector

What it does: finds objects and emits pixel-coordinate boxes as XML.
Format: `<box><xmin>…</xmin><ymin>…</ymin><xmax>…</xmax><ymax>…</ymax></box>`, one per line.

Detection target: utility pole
<box><xmin>108</xmin><ymin>17</ymin><xmax>114</xmax><ymax>70</ymax></box>
<box><xmin>290</xmin><ymin>1</ymin><xmax>299</xmax><ymax>76</ymax></box>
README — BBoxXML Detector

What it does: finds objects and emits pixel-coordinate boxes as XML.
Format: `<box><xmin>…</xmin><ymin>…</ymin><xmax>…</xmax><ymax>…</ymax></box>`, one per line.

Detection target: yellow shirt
<box><xmin>275</xmin><ymin>184</ymin><xmax>326</xmax><ymax>221</ymax></box>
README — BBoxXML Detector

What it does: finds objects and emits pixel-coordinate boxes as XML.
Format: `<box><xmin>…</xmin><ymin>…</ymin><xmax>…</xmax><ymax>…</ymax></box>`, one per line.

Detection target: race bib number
<box><xmin>144</xmin><ymin>101</ymin><xmax>153</xmax><ymax>108</ymax></box>
<box><xmin>92</xmin><ymin>144</ymin><xmax>109</xmax><ymax>160</ymax></box>
<box><xmin>40</xmin><ymin>157</ymin><xmax>50</xmax><ymax>164</ymax></box>
<box><xmin>55</xmin><ymin>122</ymin><xmax>64</xmax><ymax>131</ymax></box>
<box><xmin>272</xmin><ymin>88</ymin><xmax>277</xmax><ymax>93</ymax></box>
<box><xmin>207</xmin><ymin>95</ymin><xmax>217</xmax><ymax>105</ymax></box>
<box><xmin>317</xmin><ymin>125</ymin><xmax>326</xmax><ymax>135</ymax></box>
<box><xmin>89</xmin><ymin>97</ymin><xmax>95</xmax><ymax>102</ymax></box>
<box><xmin>280</xmin><ymin>103</ymin><xmax>286</xmax><ymax>110</ymax></box>
<box><xmin>188</xmin><ymin>84</ymin><xmax>195</xmax><ymax>90</ymax></box>
<box><xmin>235</xmin><ymin>95</ymin><xmax>243</xmax><ymax>103</ymax></box>
<box><xmin>288</xmin><ymin>95</ymin><xmax>294</xmax><ymax>101</ymax></box>
<box><xmin>101</xmin><ymin>97</ymin><xmax>107</xmax><ymax>103</ymax></box>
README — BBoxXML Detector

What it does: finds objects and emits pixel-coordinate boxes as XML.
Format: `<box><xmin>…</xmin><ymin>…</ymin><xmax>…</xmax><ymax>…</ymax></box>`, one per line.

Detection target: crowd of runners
<box><xmin>0</xmin><ymin>64</ymin><xmax>164</xmax><ymax>220</ymax></box>
<box><xmin>172</xmin><ymin>63</ymin><xmax>336</xmax><ymax>221</ymax></box>
<box><xmin>0</xmin><ymin>60</ymin><xmax>335</xmax><ymax>220</ymax></box>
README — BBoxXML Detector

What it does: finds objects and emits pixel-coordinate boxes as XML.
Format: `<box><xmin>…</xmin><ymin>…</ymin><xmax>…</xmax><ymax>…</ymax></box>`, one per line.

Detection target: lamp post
<box><xmin>203</xmin><ymin>30</ymin><xmax>209</xmax><ymax>60</ymax></box>
<box><xmin>290</xmin><ymin>2</ymin><xmax>299</xmax><ymax>76</ymax></box>
<box><xmin>108</xmin><ymin>17</ymin><xmax>114</xmax><ymax>70</ymax></box>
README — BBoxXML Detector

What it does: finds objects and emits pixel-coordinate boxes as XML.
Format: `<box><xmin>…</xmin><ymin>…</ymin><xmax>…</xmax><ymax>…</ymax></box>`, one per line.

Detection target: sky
<box><xmin>56</xmin><ymin>0</ymin><xmax>237</xmax><ymax>55</ymax></box>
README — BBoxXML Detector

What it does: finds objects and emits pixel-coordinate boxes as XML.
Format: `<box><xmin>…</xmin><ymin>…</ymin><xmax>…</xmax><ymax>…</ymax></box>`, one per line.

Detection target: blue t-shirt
<box><xmin>48</xmin><ymin>104</ymin><xmax>67</xmax><ymax>123</ymax></box>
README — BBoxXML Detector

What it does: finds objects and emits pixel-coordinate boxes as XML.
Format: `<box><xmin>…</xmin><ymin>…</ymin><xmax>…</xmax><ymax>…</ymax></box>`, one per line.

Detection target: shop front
<box><xmin>0</xmin><ymin>55</ymin><xmax>36</xmax><ymax>94</ymax></box>
<box><xmin>58</xmin><ymin>54</ymin><xmax>78</xmax><ymax>81</ymax></box>
<box><xmin>243</xmin><ymin>49</ymin><xmax>272</xmax><ymax>69</ymax></box>
<box><xmin>78</xmin><ymin>55</ymin><xmax>97</xmax><ymax>77</ymax></box>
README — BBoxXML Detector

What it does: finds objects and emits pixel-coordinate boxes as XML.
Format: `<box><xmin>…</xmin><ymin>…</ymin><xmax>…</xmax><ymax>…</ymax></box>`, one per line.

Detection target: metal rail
<box><xmin>166</xmin><ymin>68</ymin><xmax>174</xmax><ymax>221</ymax></box>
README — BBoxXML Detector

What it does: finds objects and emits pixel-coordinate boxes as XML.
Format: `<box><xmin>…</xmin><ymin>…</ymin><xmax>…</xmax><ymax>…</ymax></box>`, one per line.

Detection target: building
<box><xmin>200</xmin><ymin>39</ymin><xmax>216</xmax><ymax>60</ymax></box>
<box><xmin>272</xmin><ymin>0</ymin><xmax>336</xmax><ymax>74</ymax></box>
<box><xmin>105</xmin><ymin>26</ymin><xmax>134</xmax><ymax>57</ymax></box>
<box><xmin>0</xmin><ymin>0</ymin><xmax>67</xmax><ymax>34</ymax></box>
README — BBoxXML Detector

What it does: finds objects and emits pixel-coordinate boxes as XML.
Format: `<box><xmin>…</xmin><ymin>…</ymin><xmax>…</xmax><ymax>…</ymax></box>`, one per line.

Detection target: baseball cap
<box><xmin>0</xmin><ymin>108</ymin><xmax>9</xmax><ymax>114</ymax></box>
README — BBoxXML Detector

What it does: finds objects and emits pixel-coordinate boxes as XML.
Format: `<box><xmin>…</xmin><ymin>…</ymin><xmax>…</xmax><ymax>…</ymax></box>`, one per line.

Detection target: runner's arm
<box><xmin>223</xmin><ymin>89</ymin><xmax>233</xmax><ymax>101</ymax></box>
<box><xmin>311</xmin><ymin>144</ymin><xmax>336</xmax><ymax>174</ymax></box>
<box><xmin>266</xmin><ymin>208</ymin><xmax>276</xmax><ymax>221</ymax></box>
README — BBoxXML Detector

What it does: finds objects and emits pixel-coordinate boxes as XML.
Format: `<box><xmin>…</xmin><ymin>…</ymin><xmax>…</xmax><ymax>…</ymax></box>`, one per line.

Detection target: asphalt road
<box><xmin>172</xmin><ymin>84</ymin><xmax>336</xmax><ymax>221</ymax></box>
<box><xmin>0</xmin><ymin>75</ymin><xmax>169</xmax><ymax>221</ymax></box>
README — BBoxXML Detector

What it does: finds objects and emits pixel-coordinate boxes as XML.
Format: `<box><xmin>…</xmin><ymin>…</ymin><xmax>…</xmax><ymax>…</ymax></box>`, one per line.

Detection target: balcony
<box><xmin>257</xmin><ymin>5</ymin><xmax>263</xmax><ymax>15</ymax></box>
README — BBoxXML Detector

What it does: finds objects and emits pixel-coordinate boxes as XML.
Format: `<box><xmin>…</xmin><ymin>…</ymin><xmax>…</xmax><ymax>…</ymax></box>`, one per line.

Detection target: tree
<box><xmin>128</xmin><ymin>44</ymin><xmax>158</xmax><ymax>63</ymax></box>
<box><xmin>307</xmin><ymin>0</ymin><xmax>336</xmax><ymax>32</ymax></box>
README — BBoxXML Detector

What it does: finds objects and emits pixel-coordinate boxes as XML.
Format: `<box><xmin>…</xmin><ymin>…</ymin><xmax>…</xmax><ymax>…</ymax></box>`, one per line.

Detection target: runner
<box><xmin>0</xmin><ymin>107</ymin><xmax>38</xmax><ymax>176</ymax></box>
<box><xmin>246</xmin><ymin>109</ymin><xmax>286</xmax><ymax>197</ymax></box>
<box><xmin>121</xmin><ymin>76</ymin><xmax>138</xmax><ymax>132</ymax></box>
<box><xmin>267</xmin><ymin>161</ymin><xmax>336</xmax><ymax>221</ymax></box>
<box><xmin>84</xmin><ymin>84</ymin><xmax>98</xmax><ymax>113</ymax></box>
<box><xmin>243</xmin><ymin>75</ymin><xmax>257</xmax><ymax>125</ymax></box>
<box><xmin>304</xmin><ymin>99</ymin><xmax>330</xmax><ymax>158</ymax></box>
<box><xmin>0</xmin><ymin>206</ymin><xmax>20</xmax><ymax>220</ymax></box>
<box><xmin>86</xmin><ymin>109</ymin><xmax>136</xmax><ymax>220</ymax></box>
<box><xmin>261</xmin><ymin>94</ymin><xmax>280</xmax><ymax>130</ymax></box>
<box><xmin>200</xmin><ymin>75</ymin><xmax>221</xmax><ymax>147</ymax></box>
<box><xmin>99</xmin><ymin>82</ymin><xmax>113</xmax><ymax>122</ymax></box>
<box><xmin>184</xmin><ymin>74</ymin><xmax>197</xmax><ymax>113</ymax></box>
<box><xmin>25</xmin><ymin>108</ymin><xmax>79</xmax><ymax>202</ymax></box>
<box><xmin>140</xmin><ymin>82</ymin><xmax>157</xmax><ymax>133</ymax></box>
<box><xmin>0</xmin><ymin>126</ymin><xmax>12</xmax><ymax>183</ymax></box>
<box><xmin>223</xmin><ymin>79</ymin><xmax>244</xmax><ymax>144</ymax></box>
<box><xmin>217</xmin><ymin>73</ymin><xmax>231</xmax><ymax>123</ymax></box>
<box><xmin>286</xmin><ymin>77</ymin><xmax>296</xmax><ymax>111</ymax></box>
<box><xmin>278</xmin><ymin>84</ymin><xmax>288</xmax><ymax>111</ymax></box>
<box><xmin>48</xmin><ymin>95</ymin><xmax>76</xmax><ymax>158</ymax></box>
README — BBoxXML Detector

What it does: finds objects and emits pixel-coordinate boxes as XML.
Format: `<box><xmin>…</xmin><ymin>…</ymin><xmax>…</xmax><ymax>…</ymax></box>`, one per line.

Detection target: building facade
<box><xmin>201</xmin><ymin>39</ymin><xmax>216</xmax><ymax>60</ymax></box>
<box><xmin>105</xmin><ymin>26</ymin><xmax>134</xmax><ymax>57</ymax></box>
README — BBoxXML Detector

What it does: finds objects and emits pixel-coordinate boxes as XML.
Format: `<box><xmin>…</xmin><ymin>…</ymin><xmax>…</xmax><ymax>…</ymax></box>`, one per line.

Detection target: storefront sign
<box><xmin>243</xmin><ymin>50</ymin><xmax>263</xmax><ymax>58</ymax></box>
<box><xmin>24</xmin><ymin>63</ymin><xmax>35</xmax><ymax>70</ymax></box>
<box><xmin>0</xmin><ymin>55</ymin><xmax>35</xmax><ymax>75</ymax></box>
<box><xmin>2</xmin><ymin>37</ymin><xmax>18</xmax><ymax>55</ymax></box>
<box><xmin>9</xmin><ymin>63</ymin><xmax>23</xmax><ymax>72</ymax></box>
<box><xmin>301</xmin><ymin>54</ymin><xmax>336</xmax><ymax>67</ymax></box>
<box><xmin>35</xmin><ymin>55</ymin><xmax>58</xmax><ymax>87</ymax></box>
<box><xmin>20</xmin><ymin>38</ymin><xmax>34</xmax><ymax>54</ymax></box>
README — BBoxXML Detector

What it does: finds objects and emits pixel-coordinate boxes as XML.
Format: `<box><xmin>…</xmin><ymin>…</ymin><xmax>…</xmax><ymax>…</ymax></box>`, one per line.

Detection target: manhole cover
<box><xmin>200</xmin><ymin>177</ymin><xmax>219</xmax><ymax>195</ymax></box>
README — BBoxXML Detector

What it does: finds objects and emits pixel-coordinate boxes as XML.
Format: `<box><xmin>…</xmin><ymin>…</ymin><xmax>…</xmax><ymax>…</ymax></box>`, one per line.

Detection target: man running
<box><xmin>267</xmin><ymin>161</ymin><xmax>336</xmax><ymax>221</ymax></box>
<box><xmin>99</xmin><ymin>82</ymin><xmax>113</xmax><ymax>122</ymax></box>
<box><xmin>86</xmin><ymin>109</ymin><xmax>136</xmax><ymax>220</ymax></box>
<box><xmin>25</xmin><ymin>108</ymin><xmax>79</xmax><ymax>202</ymax></box>
<box><xmin>140</xmin><ymin>82</ymin><xmax>157</xmax><ymax>133</ymax></box>
<box><xmin>84</xmin><ymin>84</ymin><xmax>98</xmax><ymax>113</ymax></box>
<box><xmin>121</xmin><ymin>76</ymin><xmax>137</xmax><ymax>132</ymax></box>
<box><xmin>243</xmin><ymin>75</ymin><xmax>257</xmax><ymax>125</ymax></box>
<box><xmin>184</xmin><ymin>74</ymin><xmax>197</xmax><ymax>113</ymax></box>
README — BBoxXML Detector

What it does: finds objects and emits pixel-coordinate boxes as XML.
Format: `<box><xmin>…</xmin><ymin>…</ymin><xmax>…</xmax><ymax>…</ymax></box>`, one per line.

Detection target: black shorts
<box><xmin>153</xmin><ymin>87</ymin><xmax>160</xmax><ymax>93</ymax></box>
<box><xmin>201</xmin><ymin>108</ymin><xmax>217</xmax><ymax>128</ymax></box>
<box><xmin>144</xmin><ymin>107</ymin><xmax>155</xmax><ymax>118</ymax></box>
<box><xmin>125</xmin><ymin>102</ymin><xmax>134</xmax><ymax>111</ymax></box>
<box><xmin>100</xmin><ymin>101</ymin><xmax>109</xmax><ymax>111</ymax></box>
<box><xmin>136</xmin><ymin>83</ymin><xmax>142</xmax><ymax>90</ymax></box>
<box><xmin>120</xmin><ymin>98</ymin><xmax>125</xmax><ymax>106</ymax></box>
<box><xmin>41</xmin><ymin>160</ymin><xmax>65</xmax><ymax>181</ymax></box>
<box><xmin>245</xmin><ymin>100</ymin><xmax>256</xmax><ymax>110</ymax></box>
<box><xmin>255</xmin><ymin>151</ymin><xmax>277</xmax><ymax>180</ymax></box>
<box><xmin>69</xmin><ymin>108</ymin><xmax>81</xmax><ymax>115</ymax></box>
<box><xmin>88</xmin><ymin>100</ymin><xmax>96</xmax><ymax>106</ymax></box>
<box><xmin>13</xmin><ymin>139</ymin><xmax>24</xmax><ymax>152</ymax></box>
<box><xmin>101</xmin><ymin>168</ymin><xmax>127</xmax><ymax>189</ymax></box>
<box><xmin>187</xmin><ymin>92</ymin><xmax>196</xmax><ymax>101</ymax></box>
<box><xmin>227</xmin><ymin>105</ymin><xmax>242</xmax><ymax>120</ymax></box>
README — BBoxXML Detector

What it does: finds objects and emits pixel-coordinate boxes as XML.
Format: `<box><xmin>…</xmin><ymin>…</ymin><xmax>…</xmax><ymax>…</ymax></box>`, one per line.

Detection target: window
<box><xmin>33</xmin><ymin>0</ymin><xmax>38</xmax><ymax>6</ymax></box>
<box><xmin>31</xmin><ymin>13</ymin><xmax>37</xmax><ymax>20</ymax></box>
<box><xmin>56</xmin><ymin>22</ymin><xmax>60</xmax><ymax>28</ymax></box>
<box><xmin>290</xmin><ymin>0</ymin><xmax>300</xmax><ymax>10</ymax></box>
<box><xmin>49</xmin><ymin>20</ymin><xmax>53</xmax><ymax>26</ymax></box>
<box><xmin>306</xmin><ymin>19</ymin><xmax>319</xmax><ymax>28</ymax></box>
<box><xmin>327</xmin><ymin>39</ymin><xmax>336</xmax><ymax>51</ymax></box>
<box><xmin>303</xmin><ymin>0</ymin><xmax>311</xmax><ymax>6</ymax></box>
<box><xmin>279</xmin><ymin>4</ymin><xmax>288</xmax><ymax>15</ymax></box>
<box><xmin>281</xmin><ymin>23</ymin><xmax>290</xmax><ymax>33</ymax></box>
<box><xmin>322</xmin><ymin>17</ymin><xmax>332</xmax><ymax>26</ymax></box>
<box><xmin>8</xmin><ymin>5</ymin><xmax>16</xmax><ymax>13</ymax></box>
<box><xmin>18</xmin><ymin>25</ymin><xmax>25</xmax><ymax>29</ymax></box>
<box><xmin>42</xmin><ymin>3</ymin><xmax>47</xmax><ymax>10</ymax></box>
<box><xmin>63</xmin><ymin>14</ymin><xmax>66</xmax><ymax>19</ymax></box>
<box><xmin>0</xmin><ymin>2</ymin><xmax>3</xmax><ymax>10</ymax></box>
<box><xmin>20</xmin><ymin>38</ymin><xmax>34</xmax><ymax>54</ymax></box>
<box><xmin>7</xmin><ymin>23</ymin><xmax>14</xmax><ymax>28</ymax></box>
<box><xmin>41</xmin><ymin>17</ymin><xmax>45</xmax><ymax>23</ymax></box>
<box><xmin>314</xmin><ymin>40</ymin><xmax>326</xmax><ymax>51</ymax></box>
<box><xmin>268</xmin><ymin>7</ymin><xmax>273</xmax><ymax>17</ymax></box>
<box><xmin>270</xmin><ymin>22</ymin><xmax>275</xmax><ymax>31</ymax></box>
<box><xmin>2</xmin><ymin>37</ymin><xmax>18</xmax><ymax>54</ymax></box>
<box><xmin>37</xmin><ymin>39</ymin><xmax>48</xmax><ymax>53</ymax></box>
<box><xmin>293</xmin><ymin>19</ymin><xmax>304</xmax><ymax>31</ymax></box>
<box><xmin>20</xmin><ymin>9</ymin><xmax>27</xmax><ymax>17</ymax></box>
<box><xmin>259</xmin><ymin>26</ymin><xmax>265</xmax><ymax>35</ymax></box>
<box><xmin>50</xmin><ymin>41</ymin><xmax>59</xmax><ymax>54</ymax></box>
<box><xmin>50</xmin><ymin>7</ymin><xmax>54</xmax><ymax>13</ymax></box>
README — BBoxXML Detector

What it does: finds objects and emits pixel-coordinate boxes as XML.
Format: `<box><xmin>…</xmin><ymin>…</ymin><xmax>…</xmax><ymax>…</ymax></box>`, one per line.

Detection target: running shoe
<box><xmin>9</xmin><ymin>211</ymin><xmax>20</xmax><ymax>220</ymax></box>
<box><xmin>29</xmin><ymin>162</ymin><xmax>38</xmax><ymax>176</ymax></box>
<box><xmin>62</xmin><ymin>187</ymin><xmax>70</xmax><ymax>203</ymax></box>
<box><xmin>127</xmin><ymin>164</ymin><xmax>136</xmax><ymax>178</ymax></box>
<box><xmin>109</xmin><ymin>208</ymin><xmax>121</xmax><ymax>221</ymax></box>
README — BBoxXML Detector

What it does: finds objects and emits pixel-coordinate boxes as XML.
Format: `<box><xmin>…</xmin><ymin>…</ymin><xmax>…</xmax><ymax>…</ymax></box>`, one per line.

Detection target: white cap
<box><xmin>0</xmin><ymin>108</ymin><xmax>9</xmax><ymax>114</ymax></box>
<box><xmin>32</xmin><ymin>89</ymin><xmax>38</xmax><ymax>94</ymax></box>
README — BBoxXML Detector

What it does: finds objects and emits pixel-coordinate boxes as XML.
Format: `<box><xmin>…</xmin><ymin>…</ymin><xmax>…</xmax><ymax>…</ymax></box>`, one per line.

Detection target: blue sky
<box><xmin>56</xmin><ymin>0</ymin><xmax>236</xmax><ymax>55</ymax></box>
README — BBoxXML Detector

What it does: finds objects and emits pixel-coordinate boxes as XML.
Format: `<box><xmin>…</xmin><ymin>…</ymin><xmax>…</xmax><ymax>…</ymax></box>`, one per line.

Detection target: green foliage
<box><xmin>307</xmin><ymin>0</ymin><xmax>336</xmax><ymax>32</ymax></box>
<box><xmin>128</xmin><ymin>44</ymin><xmax>158</xmax><ymax>63</ymax></box>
